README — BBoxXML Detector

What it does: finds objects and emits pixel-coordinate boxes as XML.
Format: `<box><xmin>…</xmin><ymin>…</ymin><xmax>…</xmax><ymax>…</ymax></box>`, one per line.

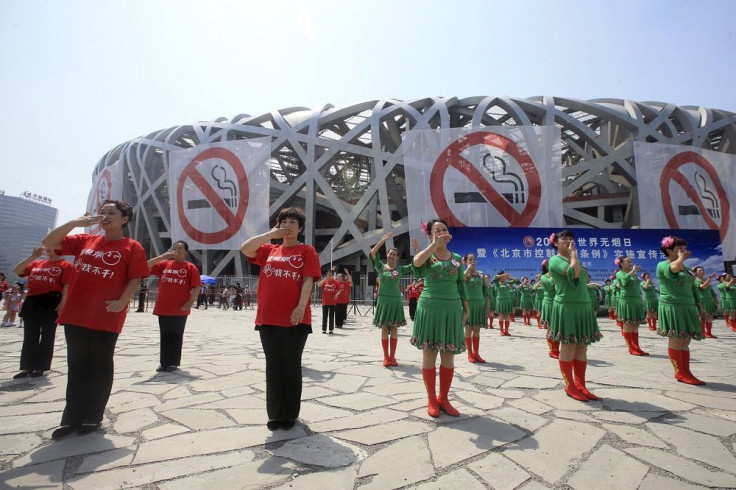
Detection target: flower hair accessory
<box><xmin>661</xmin><ymin>236</ymin><xmax>675</xmax><ymax>248</ymax></box>
<box><xmin>549</xmin><ymin>232</ymin><xmax>556</xmax><ymax>244</ymax></box>
<box><xmin>541</xmin><ymin>259</ymin><xmax>548</xmax><ymax>267</ymax></box>
<box><xmin>614</xmin><ymin>257</ymin><xmax>621</xmax><ymax>266</ymax></box>
<box><xmin>421</xmin><ymin>221</ymin><xmax>428</xmax><ymax>236</ymax></box>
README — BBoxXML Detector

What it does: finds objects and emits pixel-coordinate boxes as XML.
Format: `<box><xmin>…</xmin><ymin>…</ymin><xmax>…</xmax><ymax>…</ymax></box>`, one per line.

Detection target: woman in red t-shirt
<box><xmin>317</xmin><ymin>269</ymin><xmax>338</xmax><ymax>333</ymax></box>
<box><xmin>335</xmin><ymin>269</ymin><xmax>352</xmax><ymax>329</ymax></box>
<box><xmin>240</xmin><ymin>207</ymin><xmax>321</xmax><ymax>431</ymax></box>
<box><xmin>12</xmin><ymin>246</ymin><xmax>73</xmax><ymax>378</ymax></box>
<box><xmin>147</xmin><ymin>240</ymin><xmax>201</xmax><ymax>373</ymax></box>
<box><xmin>42</xmin><ymin>200</ymin><xmax>149</xmax><ymax>439</ymax></box>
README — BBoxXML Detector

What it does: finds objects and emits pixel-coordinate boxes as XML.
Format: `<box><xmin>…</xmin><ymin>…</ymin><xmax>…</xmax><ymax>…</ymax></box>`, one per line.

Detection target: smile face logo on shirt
<box><xmin>176</xmin><ymin>268</ymin><xmax>188</xmax><ymax>278</ymax></box>
<box><xmin>49</xmin><ymin>267</ymin><xmax>62</xmax><ymax>277</ymax></box>
<box><xmin>288</xmin><ymin>255</ymin><xmax>303</xmax><ymax>270</ymax></box>
<box><xmin>391</xmin><ymin>270</ymin><xmax>399</xmax><ymax>277</ymax></box>
<box><xmin>102</xmin><ymin>251</ymin><xmax>122</xmax><ymax>266</ymax></box>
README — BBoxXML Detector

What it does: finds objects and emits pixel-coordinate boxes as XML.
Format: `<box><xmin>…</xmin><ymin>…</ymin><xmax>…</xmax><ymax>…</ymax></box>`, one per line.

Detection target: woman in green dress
<box><xmin>518</xmin><ymin>277</ymin><xmax>534</xmax><ymax>326</ymax></box>
<box><xmin>539</xmin><ymin>260</ymin><xmax>559</xmax><ymax>358</ymax></box>
<box><xmin>615</xmin><ymin>257</ymin><xmax>648</xmax><ymax>356</ymax></box>
<box><xmin>657</xmin><ymin>236</ymin><xmax>705</xmax><ymax>385</ymax></box>
<box><xmin>411</xmin><ymin>219</ymin><xmax>469</xmax><ymax>418</ymax></box>
<box><xmin>693</xmin><ymin>267</ymin><xmax>718</xmax><ymax>338</ymax></box>
<box><xmin>532</xmin><ymin>274</ymin><xmax>544</xmax><ymax>328</ymax></box>
<box><xmin>640</xmin><ymin>272</ymin><xmax>659</xmax><ymax>331</ymax></box>
<box><xmin>370</xmin><ymin>232</ymin><xmax>413</xmax><ymax>367</ymax></box>
<box><xmin>463</xmin><ymin>253</ymin><xmax>490</xmax><ymax>364</ymax></box>
<box><xmin>484</xmin><ymin>274</ymin><xmax>496</xmax><ymax>329</ymax></box>
<box><xmin>603</xmin><ymin>278</ymin><xmax>615</xmax><ymax>319</ymax></box>
<box><xmin>718</xmin><ymin>273</ymin><xmax>736</xmax><ymax>331</ymax></box>
<box><xmin>548</xmin><ymin>230</ymin><xmax>602</xmax><ymax>402</ymax></box>
<box><xmin>494</xmin><ymin>272</ymin><xmax>519</xmax><ymax>336</ymax></box>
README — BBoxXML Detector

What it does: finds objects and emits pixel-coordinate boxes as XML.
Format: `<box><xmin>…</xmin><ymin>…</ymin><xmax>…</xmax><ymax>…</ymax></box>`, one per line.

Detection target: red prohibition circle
<box><xmin>660</xmin><ymin>151</ymin><xmax>730</xmax><ymax>240</ymax></box>
<box><xmin>177</xmin><ymin>147</ymin><xmax>249</xmax><ymax>244</ymax></box>
<box><xmin>93</xmin><ymin>170</ymin><xmax>112</xmax><ymax>211</ymax></box>
<box><xmin>429</xmin><ymin>131</ymin><xmax>541</xmax><ymax>227</ymax></box>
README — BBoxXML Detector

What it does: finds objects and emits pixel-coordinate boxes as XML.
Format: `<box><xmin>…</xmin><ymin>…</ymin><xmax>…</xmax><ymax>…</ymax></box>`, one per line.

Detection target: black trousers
<box><xmin>335</xmin><ymin>303</ymin><xmax>348</xmax><ymax>327</ymax></box>
<box><xmin>20</xmin><ymin>306</ymin><xmax>58</xmax><ymax>371</ymax></box>
<box><xmin>159</xmin><ymin>315</ymin><xmax>187</xmax><ymax>367</ymax></box>
<box><xmin>409</xmin><ymin>298</ymin><xmax>417</xmax><ymax>320</ymax></box>
<box><xmin>322</xmin><ymin>305</ymin><xmax>336</xmax><ymax>332</ymax></box>
<box><xmin>259</xmin><ymin>326</ymin><xmax>309</xmax><ymax>421</ymax></box>
<box><xmin>61</xmin><ymin>325</ymin><xmax>118</xmax><ymax>426</ymax></box>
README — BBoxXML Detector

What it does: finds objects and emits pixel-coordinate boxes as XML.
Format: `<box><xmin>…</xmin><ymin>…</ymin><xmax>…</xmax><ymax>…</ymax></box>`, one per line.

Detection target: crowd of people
<box><xmin>4</xmin><ymin>201</ymin><xmax>735</xmax><ymax>438</ymax></box>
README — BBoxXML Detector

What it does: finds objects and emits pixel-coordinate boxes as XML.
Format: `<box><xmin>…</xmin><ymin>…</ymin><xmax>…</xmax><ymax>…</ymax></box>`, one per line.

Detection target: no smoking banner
<box><xmin>635</xmin><ymin>142</ymin><xmax>736</xmax><ymax>261</ymax></box>
<box><xmin>402</xmin><ymin>127</ymin><xmax>563</xmax><ymax>246</ymax></box>
<box><xmin>169</xmin><ymin>139</ymin><xmax>271</xmax><ymax>250</ymax></box>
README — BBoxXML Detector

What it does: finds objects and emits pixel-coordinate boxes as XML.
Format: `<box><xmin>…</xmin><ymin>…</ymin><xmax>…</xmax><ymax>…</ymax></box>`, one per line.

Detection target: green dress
<box><xmin>611</xmin><ymin>278</ymin><xmax>621</xmax><ymax>312</ymax></box>
<box><xmin>540</xmin><ymin>274</ymin><xmax>555</xmax><ymax>327</ymax></box>
<box><xmin>464</xmin><ymin>270</ymin><xmax>487</xmax><ymax>329</ymax></box>
<box><xmin>641</xmin><ymin>283</ymin><xmax>658</xmax><ymax>312</ymax></box>
<box><xmin>548</xmin><ymin>255</ymin><xmax>602</xmax><ymax>344</ymax></box>
<box><xmin>533</xmin><ymin>283</ymin><xmax>544</xmax><ymax>312</ymax></box>
<box><xmin>519</xmin><ymin>284</ymin><xmax>533</xmax><ymax>310</ymax></box>
<box><xmin>410</xmin><ymin>253</ymin><xmax>467</xmax><ymax>353</ymax></box>
<box><xmin>656</xmin><ymin>261</ymin><xmax>703</xmax><ymax>339</ymax></box>
<box><xmin>371</xmin><ymin>255</ymin><xmax>412</xmax><ymax>328</ymax></box>
<box><xmin>485</xmin><ymin>281</ymin><xmax>496</xmax><ymax>314</ymax></box>
<box><xmin>615</xmin><ymin>270</ymin><xmax>646</xmax><ymax>323</ymax></box>
<box><xmin>494</xmin><ymin>280</ymin><xmax>517</xmax><ymax>315</ymax></box>
<box><xmin>603</xmin><ymin>285</ymin><xmax>613</xmax><ymax>307</ymax></box>
<box><xmin>719</xmin><ymin>282</ymin><xmax>735</xmax><ymax>311</ymax></box>
<box><xmin>694</xmin><ymin>279</ymin><xmax>717</xmax><ymax>315</ymax></box>
<box><xmin>587</xmin><ymin>285</ymin><xmax>601</xmax><ymax>314</ymax></box>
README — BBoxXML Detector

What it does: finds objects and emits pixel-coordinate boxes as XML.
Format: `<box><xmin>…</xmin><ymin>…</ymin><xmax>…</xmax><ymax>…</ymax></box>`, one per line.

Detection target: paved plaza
<box><xmin>1</xmin><ymin>305</ymin><xmax>736</xmax><ymax>489</ymax></box>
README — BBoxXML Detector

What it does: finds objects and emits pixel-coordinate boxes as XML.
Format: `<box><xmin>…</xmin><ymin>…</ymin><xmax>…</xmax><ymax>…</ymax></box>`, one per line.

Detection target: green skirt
<box><xmin>540</xmin><ymin>299</ymin><xmax>553</xmax><ymax>326</ymax></box>
<box><xmin>643</xmin><ymin>297</ymin><xmax>658</xmax><ymax>312</ymax></box>
<box><xmin>520</xmin><ymin>296</ymin><xmax>533</xmax><ymax>310</ymax></box>
<box><xmin>410</xmin><ymin>297</ymin><xmax>465</xmax><ymax>354</ymax></box>
<box><xmin>466</xmin><ymin>299</ymin><xmax>487</xmax><ymax>329</ymax></box>
<box><xmin>658</xmin><ymin>301</ymin><xmax>703</xmax><ymax>340</ymax></box>
<box><xmin>616</xmin><ymin>297</ymin><xmax>646</xmax><ymax>323</ymax></box>
<box><xmin>721</xmin><ymin>297</ymin><xmax>735</xmax><ymax>311</ymax></box>
<box><xmin>700</xmin><ymin>298</ymin><xmax>718</xmax><ymax>315</ymax></box>
<box><xmin>547</xmin><ymin>300</ymin><xmax>602</xmax><ymax>345</ymax></box>
<box><xmin>495</xmin><ymin>298</ymin><xmax>514</xmax><ymax>315</ymax></box>
<box><xmin>373</xmin><ymin>295</ymin><xmax>406</xmax><ymax>328</ymax></box>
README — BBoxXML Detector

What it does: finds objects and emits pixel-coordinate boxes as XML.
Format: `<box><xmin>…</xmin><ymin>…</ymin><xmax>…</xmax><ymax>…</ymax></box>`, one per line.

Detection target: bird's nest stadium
<box><xmin>90</xmin><ymin>96</ymin><xmax>736</xmax><ymax>276</ymax></box>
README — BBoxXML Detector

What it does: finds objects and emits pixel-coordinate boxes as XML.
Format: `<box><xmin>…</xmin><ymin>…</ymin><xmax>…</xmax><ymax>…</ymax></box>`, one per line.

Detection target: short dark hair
<box><xmin>102</xmin><ymin>200</ymin><xmax>134</xmax><ymax>223</ymax></box>
<box><xmin>276</xmin><ymin>207</ymin><xmax>306</xmax><ymax>229</ymax></box>
<box><xmin>425</xmin><ymin>218</ymin><xmax>449</xmax><ymax>237</ymax></box>
<box><xmin>551</xmin><ymin>229</ymin><xmax>574</xmax><ymax>248</ymax></box>
<box><xmin>173</xmin><ymin>240</ymin><xmax>190</xmax><ymax>251</ymax></box>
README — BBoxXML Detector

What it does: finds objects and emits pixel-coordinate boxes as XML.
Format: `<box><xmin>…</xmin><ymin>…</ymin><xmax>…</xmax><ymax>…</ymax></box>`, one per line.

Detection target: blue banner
<box><xmin>448</xmin><ymin>227</ymin><xmax>724</xmax><ymax>284</ymax></box>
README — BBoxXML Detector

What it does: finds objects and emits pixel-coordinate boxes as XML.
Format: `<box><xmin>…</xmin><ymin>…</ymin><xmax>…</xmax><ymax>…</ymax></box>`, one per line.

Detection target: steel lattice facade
<box><xmin>91</xmin><ymin>96</ymin><xmax>736</xmax><ymax>275</ymax></box>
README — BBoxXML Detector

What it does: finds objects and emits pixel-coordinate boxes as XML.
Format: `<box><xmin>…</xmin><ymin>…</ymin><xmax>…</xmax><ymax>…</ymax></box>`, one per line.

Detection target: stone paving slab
<box><xmin>0</xmin><ymin>309</ymin><xmax>735</xmax><ymax>489</ymax></box>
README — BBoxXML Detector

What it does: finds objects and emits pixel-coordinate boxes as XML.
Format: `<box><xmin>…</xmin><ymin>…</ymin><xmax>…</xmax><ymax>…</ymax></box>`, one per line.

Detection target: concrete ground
<box><xmin>1</xmin><ymin>305</ymin><xmax>736</xmax><ymax>489</ymax></box>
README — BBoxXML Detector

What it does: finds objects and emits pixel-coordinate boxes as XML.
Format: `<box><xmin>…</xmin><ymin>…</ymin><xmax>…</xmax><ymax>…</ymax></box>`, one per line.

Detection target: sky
<box><xmin>2</xmin><ymin>0</ymin><xmax>735</xmax><ymax>228</ymax></box>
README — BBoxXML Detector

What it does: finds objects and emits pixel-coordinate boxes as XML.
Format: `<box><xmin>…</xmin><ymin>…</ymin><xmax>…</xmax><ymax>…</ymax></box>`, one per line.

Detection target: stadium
<box><xmin>89</xmin><ymin>96</ymin><xmax>736</xmax><ymax>278</ymax></box>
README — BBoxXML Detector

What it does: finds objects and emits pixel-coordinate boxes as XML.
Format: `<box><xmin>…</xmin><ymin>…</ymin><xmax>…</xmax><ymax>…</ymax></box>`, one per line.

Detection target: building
<box><xmin>0</xmin><ymin>193</ymin><xmax>58</xmax><ymax>282</ymax></box>
<box><xmin>87</xmin><ymin>96</ymin><xmax>736</xmax><ymax>276</ymax></box>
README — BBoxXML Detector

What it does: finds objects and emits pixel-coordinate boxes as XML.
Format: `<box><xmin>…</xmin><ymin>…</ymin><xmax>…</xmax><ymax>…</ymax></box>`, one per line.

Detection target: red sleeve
<box><xmin>151</xmin><ymin>261</ymin><xmax>165</xmax><ymax>277</ymax></box>
<box><xmin>60</xmin><ymin>260</ymin><xmax>74</xmax><ymax>285</ymax></box>
<box><xmin>302</xmin><ymin>245</ymin><xmax>321</xmax><ymax>279</ymax></box>
<box><xmin>188</xmin><ymin>263</ymin><xmax>201</xmax><ymax>289</ymax></box>
<box><xmin>61</xmin><ymin>233</ymin><xmax>92</xmax><ymax>257</ymax></box>
<box><xmin>127</xmin><ymin>240</ymin><xmax>150</xmax><ymax>279</ymax></box>
<box><xmin>248</xmin><ymin>243</ymin><xmax>275</xmax><ymax>267</ymax></box>
<box><xmin>18</xmin><ymin>261</ymin><xmax>38</xmax><ymax>278</ymax></box>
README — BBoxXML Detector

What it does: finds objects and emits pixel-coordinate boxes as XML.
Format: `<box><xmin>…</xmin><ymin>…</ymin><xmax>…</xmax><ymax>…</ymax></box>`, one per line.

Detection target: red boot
<box><xmin>632</xmin><ymin>332</ymin><xmax>649</xmax><ymax>356</ymax></box>
<box><xmin>381</xmin><ymin>339</ymin><xmax>390</xmax><ymax>367</ymax></box>
<box><xmin>572</xmin><ymin>359</ymin><xmax>598</xmax><ymax>400</ymax></box>
<box><xmin>546</xmin><ymin>338</ymin><xmax>559</xmax><ymax>359</ymax></box>
<box><xmin>465</xmin><ymin>336</ymin><xmax>475</xmax><ymax>363</ymax></box>
<box><xmin>681</xmin><ymin>350</ymin><xmax>706</xmax><ymax>385</ymax></box>
<box><xmin>622</xmin><ymin>332</ymin><xmax>640</xmax><ymax>355</ymax></box>
<box><xmin>553</xmin><ymin>341</ymin><xmax>560</xmax><ymax>358</ymax></box>
<box><xmin>472</xmin><ymin>336</ymin><xmax>486</xmax><ymax>363</ymax></box>
<box><xmin>704</xmin><ymin>322</ymin><xmax>716</xmax><ymax>339</ymax></box>
<box><xmin>668</xmin><ymin>348</ymin><xmax>690</xmax><ymax>383</ymax></box>
<box><xmin>422</xmin><ymin>368</ymin><xmax>440</xmax><ymax>417</ymax></box>
<box><xmin>504</xmin><ymin>320</ymin><xmax>511</xmax><ymax>336</ymax></box>
<box><xmin>559</xmin><ymin>360</ymin><xmax>587</xmax><ymax>401</ymax></box>
<box><xmin>489</xmin><ymin>316</ymin><xmax>495</xmax><ymax>329</ymax></box>
<box><xmin>437</xmin><ymin>366</ymin><xmax>460</xmax><ymax>416</ymax></box>
<box><xmin>389</xmin><ymin>337</ymin><xmax>398</xmax><ymax>366</ymax></box>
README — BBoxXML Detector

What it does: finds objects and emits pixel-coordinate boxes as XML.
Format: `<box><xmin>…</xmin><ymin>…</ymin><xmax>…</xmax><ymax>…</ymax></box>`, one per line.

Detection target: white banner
<box><xmin>85</xmin><ymin>160</ymin><xmax>124</xmax><ymax>234</ymax></box>
<box><xmin>168</xmin><ymin>139</ymin><xmax>271</xmax><ymax>250</ymax></box>
<box><xmin>634</xmin><ymin>141</ymin><xmax>736</xmax><ymax>260</ymax></box>
<box><xmin>402</xmin><ymin>127</ymin><xmax>563</xmax><ymax>246</ymax></box>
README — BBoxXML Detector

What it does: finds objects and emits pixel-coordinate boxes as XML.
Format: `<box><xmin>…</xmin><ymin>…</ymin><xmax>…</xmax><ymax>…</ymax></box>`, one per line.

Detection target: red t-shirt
<box><xmin>19</xmin><ymin>259</ymin><xmax>74</xmax><ymax>296</ymax></box>
<box><xmin>248</xmin><ymin>243</ymin><xmax>321</xmax><ymax>327</ymax></box>
<box><xmin>321</xmin><ymin>279</ymin><xmax>338</xmax><ymax>306</ymax></box>
<box><xmin>150</xmin><ymin>260</ymin><xmax>201</xmax><ymax>316</ymax></box>
<box><xmin>336</xmin><ymin>280</ymin><xmax>351</xmax><ymax>304</ymax></box>
<box><xmin>57</xmin><ymin>234</ymin><xmax>150</xmax><ymax>333</ymax></box>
